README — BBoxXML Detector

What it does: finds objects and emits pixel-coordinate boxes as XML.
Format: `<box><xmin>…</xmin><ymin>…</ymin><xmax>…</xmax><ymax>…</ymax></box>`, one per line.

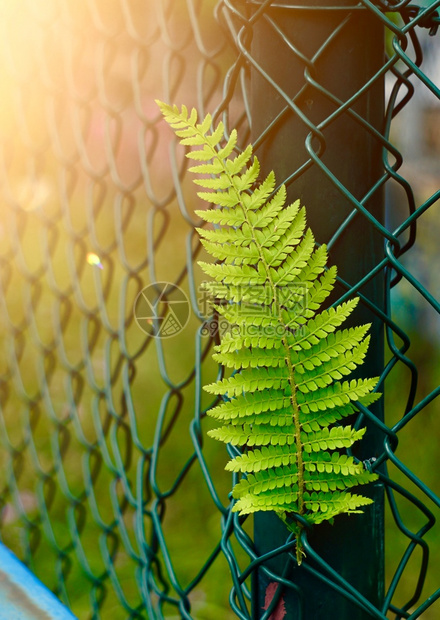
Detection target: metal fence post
<box><xmin>249</xmin><ymin>2</ymin><xmax>385</xmax><ymax>617</ymax></box>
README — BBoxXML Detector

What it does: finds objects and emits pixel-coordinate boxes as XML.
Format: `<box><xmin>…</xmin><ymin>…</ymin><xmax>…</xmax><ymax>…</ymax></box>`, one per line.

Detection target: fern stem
<box><xmin>283</xmin><ymin>341</ymin><xmax>305</xmax><ymax>565</ymax></box>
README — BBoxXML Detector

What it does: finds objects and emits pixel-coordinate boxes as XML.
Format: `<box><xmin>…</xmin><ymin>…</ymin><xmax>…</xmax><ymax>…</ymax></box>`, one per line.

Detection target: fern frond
<box><xmin>213</xmin><ymin>329</ymin><xmax>285</xmax><ymax>352</ymax></box>
<box><xmin>225</xmin><ymin>145</ymin><xmax>253</xmax><ymax>175</ymax></box>
<box><xmin>305</xmin><ymin>491</ymin><xmax>374</xmax><ymax>524</ymax></box>
<box><xmin>193</xmin><ymin>174</ymin><xmax>232</xmax><ymax>190</ymax></box>
<box><xmin>256</xmin><ymin>202</ymin><xmax>302</xmax><ymax>248</ymax></box>
<box><xmin>248</xmin><ymin>186</ymin><xmax>288</xmax><ymax>229</ymax></box>
<box><xmin>195</xmin><ymin>205</ymin><xmax>247</xmax><ymax>226</ymax></box>
<box><xmin>197</xmin><ymin>187</ymin><xmax>239</xmax><ymax>208</ymax></box>
<box><xmin>205</xmin><ymin>366</ymin><xmax>290</xmax><ymax>397</ymax></box>
<box><xmin>304</xmin><ymin>451</ymin><xmax>371</xmax><ymax>474</ymax></box>
<box><xmin>199</xmin><ymin>239</ymin><xmax>260</xmax><ymax>265</ymax></box>
<box><xmin>189</xmin><ymin>160</ymin><xmax>225</xmax><ymax>175</ymax></box>
<box><xmin>305</xmin><ymin>468</ymin><xmax>377</xmax><ymax>492</ymax></box>
<box><xmin>159</xmin><ymin>101</ymin><xmax>382</xmax><ymax>566</ymax></box>
<box><xmin>241</xmin><ymin>410</ymin><xmax>298</xmax><ymax>427</ymax></box>
<box><xmin>212</xmin><ymin>346</ymin><xmax>286</xmax><ymax>369</ymax></box>
<box><xmin>233</xmin><ymin>488</ymin><xmax>299</xmax><ymax>514</ymax></box>
<box><xmin>295</xmin><ymin>337</ymin><xmax>370</xmax><ymax>389</ymax></box>
<box><xmin>217</xmin><ymin>306</ymin><xmax>293</xmax><ymax>334</ymax></box>
<box><xmin>196</xmin><ymin>225</ymin><xmax>254</xmax><ymax>247</ymax></box>
<box><xmin>208</xmin><ymin>424</ymin><xmax>296</xmax><ymax>447</ymax></box>
<box><xmin>295</xmin><ymin>324</ymin><xmax>372</xmax><ymax>368</ymax></box>
<box><xmin>301</xmin><ymin>426</ymin><xmax>366</xmax><ymax>452</ymax></box>
<box><xmin>232</xmin><ymin>466</ymin><xmax>299</xmax><ymax>499</ymax></box>
<box><xmin>199</xmin><ymin>261</ymin><xmax>269</xmax><ymax>286</ymax></box>
<box><xmin>233</xmin><ymin>156</ymin><xmax>260</xmax><ymax>191</ymax></box>
<box><xmin>298</xmin><ymin>393</ymin><xmax>380</xmax><ymax>429</ymax></box>
<box><xmin>287</xmin><ymin>300</ymin><xmax>359</xmax><ymax>351</ymax></box>
<box><xmin>306</xmin><ymin>266</ymin><xmax>337</xmax><ymax>310</ymax></box>
<box><xmin>226</xmin><ymin>445</ymin><xmax>296</xmax><ymax>473</ymax></box>
<box><xmin>208</xmin><ymin>390</ymin><xmax>291</xmax><ymax>420</ymax></box>
<box><xmin>241</xmin><ymin>171</ymin><xmax>276</xmax><ymax>211</ymax></box>
<box><xmin>296</xmin><ymin>377</ymin><xmax>379</xmax><ymax>413</ymax></box>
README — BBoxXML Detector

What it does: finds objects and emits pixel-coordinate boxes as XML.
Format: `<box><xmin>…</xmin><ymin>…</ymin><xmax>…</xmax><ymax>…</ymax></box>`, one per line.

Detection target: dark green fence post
<box><xmin>249</xmin><ymin>1</ymin><xmax>385</xmax><ymax>617</ymax></box>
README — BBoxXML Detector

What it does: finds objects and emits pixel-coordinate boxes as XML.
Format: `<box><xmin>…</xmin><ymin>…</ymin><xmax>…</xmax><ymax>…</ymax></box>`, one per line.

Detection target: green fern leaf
<box><xmin>212</xmin><ymin>347</ymin><xmax>286</xmax><ymax>370</ymax></box>
<box><xmin>195</xmin><ymin>205</ymin><xmax>247</xmax><ymax>227</ymax></box>
<box><xmin>159</xmin><ymin>101</ymin><xmax>382</xmax><ymax>566</ymax></box>
<box><xmin>248</xmin><ymin>186</ymin><xmax>289</xmax><ymax>229</ymax></box>
<box><xmin>233</xmin><ymin>156</ymin><xmax>260</xmax><ymax>191</ymax></box>
<box><xmin>225</xmin><ymin>144</ymin><xmax>253</xmax><ymax>175</ymax></box>
<box><xmin>189</xmin><ymin>160</ymin><xmax>225</xmax><ymax>175</ymax></box>
<box><xmin>226</xmin><ymin>445</ymin><xmax>296</xmax><ymax>473</ymax></box>
<box><xmin>301</xmin><ymin>426</ymin><xmax>367</xmax><ymax>453</ymax></box>
<box><xmin>193</xmin><ymin>175</ymin><xmax>232</xmax><ymax>190</ymax></box>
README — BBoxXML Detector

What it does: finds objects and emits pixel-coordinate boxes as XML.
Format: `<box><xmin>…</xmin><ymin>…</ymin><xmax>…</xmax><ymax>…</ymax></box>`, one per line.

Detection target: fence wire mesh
<box><xmin>0</xmin><ymin>0</ymin><xmax>439</xmax><ymax>618</ymax></box>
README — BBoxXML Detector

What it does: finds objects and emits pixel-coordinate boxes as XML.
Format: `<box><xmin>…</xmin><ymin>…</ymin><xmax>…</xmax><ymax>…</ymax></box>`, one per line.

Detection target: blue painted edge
<box><xmin>0</xmin><ymin>542</ymin><xmax>78</xmax><ymax>619</ymax></box>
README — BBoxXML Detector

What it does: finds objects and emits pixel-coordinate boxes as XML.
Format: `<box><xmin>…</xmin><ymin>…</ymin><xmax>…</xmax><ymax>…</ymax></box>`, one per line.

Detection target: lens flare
<box><xmin>86</xmin><ymin>252</ymin><xmax>103</xmax><ymax>269</ymax></box>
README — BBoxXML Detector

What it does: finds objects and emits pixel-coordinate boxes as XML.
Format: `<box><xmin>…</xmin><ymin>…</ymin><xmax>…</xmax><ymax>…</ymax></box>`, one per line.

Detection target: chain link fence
<box><xmin>0</xmin><ymin>0</ymin><xmax>439</xmax><ymax>618</ymax></box>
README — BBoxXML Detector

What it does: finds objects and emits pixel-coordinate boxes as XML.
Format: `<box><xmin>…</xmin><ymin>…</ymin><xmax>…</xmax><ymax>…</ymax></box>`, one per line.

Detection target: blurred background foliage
<box><xmin>0</xmin><ymin>0</ymin><xmax>438</xmax><ymax>618</ymax></box>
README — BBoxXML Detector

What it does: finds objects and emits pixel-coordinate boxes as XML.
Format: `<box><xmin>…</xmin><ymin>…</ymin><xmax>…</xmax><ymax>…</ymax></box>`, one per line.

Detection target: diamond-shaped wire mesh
<box><xmin>0</xmin><ymin>0</ymin><xmax>439</xmax><ymax>618</ymax></box>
